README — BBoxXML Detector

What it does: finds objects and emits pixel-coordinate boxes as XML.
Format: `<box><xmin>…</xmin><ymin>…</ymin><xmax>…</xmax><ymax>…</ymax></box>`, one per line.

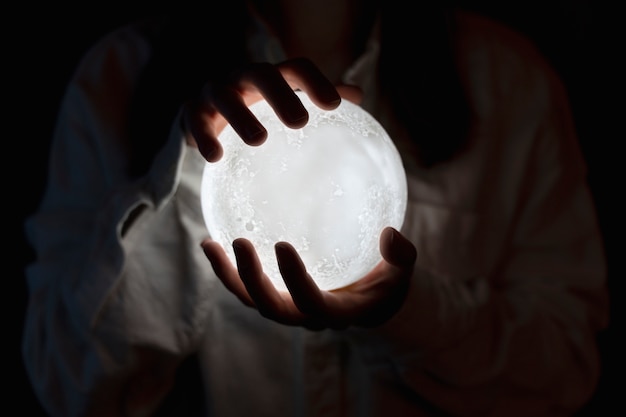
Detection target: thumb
<box><xmin>379</xmin><ymin>227</ymin><xmax>417</xmax><ymax>268</ymax></box>
<box><xmin>336</xmin><ymin>84</ymin><xmax>364</xmax><ymax>106</ymax></box>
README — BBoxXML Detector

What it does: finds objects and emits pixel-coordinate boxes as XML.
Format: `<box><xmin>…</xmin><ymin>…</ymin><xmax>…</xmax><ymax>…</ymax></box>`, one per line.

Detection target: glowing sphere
<box><xmin>201</xmin><ymin>91</ymin><xmax>407</xmax><ymax>292</ymax></box>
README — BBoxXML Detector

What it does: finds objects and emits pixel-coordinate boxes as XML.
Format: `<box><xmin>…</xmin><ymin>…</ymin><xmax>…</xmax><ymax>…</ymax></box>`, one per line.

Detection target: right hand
<box><xmin>202</xmin><ymin>226</ymin><xmax>417</xmax><ymax>330</ymax></box>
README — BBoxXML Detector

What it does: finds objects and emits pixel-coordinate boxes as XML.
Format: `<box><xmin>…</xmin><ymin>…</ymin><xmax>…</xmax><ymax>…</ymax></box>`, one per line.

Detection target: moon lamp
<box><xmin>201</xmin><ymin>91</ymin><xmax>407</xmax><ymax>292</ymax></box>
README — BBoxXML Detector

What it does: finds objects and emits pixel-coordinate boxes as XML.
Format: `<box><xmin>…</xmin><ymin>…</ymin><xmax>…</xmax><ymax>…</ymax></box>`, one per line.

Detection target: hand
<box><xmin>201</xmin><ymin>227</ymin><xmax>417</xmax><ymax>330</ymax></box>
<box><xmin>182</xmin><ymin>57</ymin><xmax>363</xmax><ymax>162</ymax></box>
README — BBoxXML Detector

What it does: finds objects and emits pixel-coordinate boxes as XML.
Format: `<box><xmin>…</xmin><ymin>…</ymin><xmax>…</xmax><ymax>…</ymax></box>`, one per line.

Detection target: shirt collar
<box><xmin>245</xmin><ymin>7</ymin><xmax>382</xmax><ymax>95</ymax></box>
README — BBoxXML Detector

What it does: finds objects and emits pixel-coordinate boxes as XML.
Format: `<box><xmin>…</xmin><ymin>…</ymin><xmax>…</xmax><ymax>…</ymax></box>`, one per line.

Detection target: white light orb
<box><xmin>201</xmin><ymin>91</ymin><xmax>407</xmax><ymax>292</ymax></box>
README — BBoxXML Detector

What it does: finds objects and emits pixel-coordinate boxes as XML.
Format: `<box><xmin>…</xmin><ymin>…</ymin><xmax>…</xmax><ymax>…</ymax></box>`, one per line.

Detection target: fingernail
<box><xmin>287</xmin><ymin>110</ymin><xmax>308</xmax><ymax>127</ymax></box>
<box><xmin>274</xmin><ymin>242</ymin><xmax>289</xmax><ymax>261</ymax></box>
<box><xmin>232</xmin><ymin>240</ymin><xmax>249</xmax><ymax>271</ymax></box>
<box><xmin>198</xmin><ymin>141</ymin><xmax>215</xmax><ymax>161</ymax></box>
<box><xmin>385</xmin><ymin>227</ymin><xmax>397</xmax><ymax>247</ymax></box>
<box><xmin>243</xmin><ymin>124</ymin><xmax>267</xmax><ymax>146</ymax></box>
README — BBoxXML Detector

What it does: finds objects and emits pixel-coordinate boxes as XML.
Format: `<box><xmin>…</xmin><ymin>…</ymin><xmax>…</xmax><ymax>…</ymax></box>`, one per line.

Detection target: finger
<box><xmin>379</xmin><ymin>227</ymin><xmax>417</xmax><ymax>269</ymax></box>
<box><xmin>336</xmin><ymin>84</ymin><xmax>364</xmax><ymax>106</ymax></box>
<box><xmin>232</xmin><ymin>239</ymin><xmax>297</xmax><ymax>321</ymax></box>
<box><xmin>275</xmin><ymin>242</ymin><xmax>327</xmax><ymax>315</ymax></box>
<box><xmin>201</xmin><ymin>239</ymin><xmax>255</xmax><ymax>307</ymax></box>
<box><xmin>183</xmin><ymin>100</ymin><xmax>224</xmax><ymax>162</ymax></box>
<box><xmin>232</xmin><ymin>62</ymin><xmax>310</xmax><ymax>129</ymax></box>
<box><xmin>276</xmin><ymin>58</ymin><xmax>341</xmax><ymax>110</ymax></box>
<box><xmin>201</xmin><ymin>83</ymin><xmax>268</xmax><ymax>146</ymax></box>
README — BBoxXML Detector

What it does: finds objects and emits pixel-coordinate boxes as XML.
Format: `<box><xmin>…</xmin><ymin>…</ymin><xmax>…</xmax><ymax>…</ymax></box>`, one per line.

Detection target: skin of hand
<box><xmin>182</xmin><ymin>57</ymin><xmax>361</xmax><ymax>160</ymax></box>
<box><xmin>184</xmin><ymin>57</ymin><xmax>418</xmax><ymax>330</ymax></box>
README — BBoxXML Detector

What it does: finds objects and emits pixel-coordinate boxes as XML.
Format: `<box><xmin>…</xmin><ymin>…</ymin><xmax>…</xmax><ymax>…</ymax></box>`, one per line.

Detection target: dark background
<box><xmin>9</xmin><ymin>1</ymin><xmax>619</xmax><ymax>415</ymax></box>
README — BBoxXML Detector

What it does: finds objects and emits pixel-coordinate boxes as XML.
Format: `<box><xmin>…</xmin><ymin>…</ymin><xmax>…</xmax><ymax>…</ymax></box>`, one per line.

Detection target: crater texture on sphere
<box><xmin>201</xmin><ymin>91</ymin><xmax>407</xmax><ymax>291</ymax></box>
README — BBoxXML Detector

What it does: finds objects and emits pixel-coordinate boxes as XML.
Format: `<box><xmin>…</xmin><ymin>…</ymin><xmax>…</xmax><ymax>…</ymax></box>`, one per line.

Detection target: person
<box><xmin>22</xmin><ymin>1</ymin><xmax>609</xmax><ymax>416</ymax></box>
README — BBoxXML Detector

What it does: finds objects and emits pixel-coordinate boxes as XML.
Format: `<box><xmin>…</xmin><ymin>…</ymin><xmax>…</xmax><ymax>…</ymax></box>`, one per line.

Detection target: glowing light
<box><xmin>201</xmin><ymin>91</ymin><xmax>407</xmax><ymax>291</ymax></box>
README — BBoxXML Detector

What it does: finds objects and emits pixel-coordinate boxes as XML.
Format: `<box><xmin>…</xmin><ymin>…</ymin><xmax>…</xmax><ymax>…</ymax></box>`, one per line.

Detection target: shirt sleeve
<box><xmin>22</xmin><ymin>24</ymin><xmax>214</xmax><ymax>417</ymax></box>
<box><xmin>352</xmin><ymin>14</ymin><xmax>610</xmax><ymax>416</ymax></box>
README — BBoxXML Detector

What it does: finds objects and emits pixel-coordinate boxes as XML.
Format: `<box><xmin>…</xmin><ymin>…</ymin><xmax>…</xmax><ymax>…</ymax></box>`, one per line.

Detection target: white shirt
<box><xmin>23</xmin><ymin>10</ymin><xmax>609</xmax><ymax>417</ymax></box>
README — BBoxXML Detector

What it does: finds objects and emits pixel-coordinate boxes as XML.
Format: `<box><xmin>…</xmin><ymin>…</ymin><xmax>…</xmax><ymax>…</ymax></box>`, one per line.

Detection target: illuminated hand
<box><xmin>182</xmin><ymin>57</ymin><xmax>362</xmax><ymax>162</ymax></box>
<box><xmin>190</xmin><ymin>57</ymin><xmax>412</xmax><ymax>328</ymax></box>
<box><xmin>201</xmin><ymin>227</ymin><xmax>417</xmax><ymax>330</ymax></box>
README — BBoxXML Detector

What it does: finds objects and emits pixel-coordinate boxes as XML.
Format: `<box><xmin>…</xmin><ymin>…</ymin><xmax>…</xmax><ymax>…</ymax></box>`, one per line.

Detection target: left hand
<box><xmin>182</xmin><ymin>58</ymin><xmax>361</xmax><ymax>162</ymax></box>
<box><xmin>201</xmin><ymin>227</ymin><xmax>417</xmax><ymax>330</ymax></box>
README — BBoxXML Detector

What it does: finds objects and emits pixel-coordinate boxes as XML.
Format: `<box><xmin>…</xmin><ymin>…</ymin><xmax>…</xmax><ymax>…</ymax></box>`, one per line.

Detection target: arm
<box><xmin>22</xmin><ymin>25</ymin><xmax>212</xmax><ymax>417</ymax></box>
<box><xmin>374</xmin><ymin>165</ymin><xmax>608</xmax><ymax>414</ymax></box>
<box><xmin>367</xmin><ymin>36</ymin><xmax>609</xmax><ymax>414</ymax></box>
